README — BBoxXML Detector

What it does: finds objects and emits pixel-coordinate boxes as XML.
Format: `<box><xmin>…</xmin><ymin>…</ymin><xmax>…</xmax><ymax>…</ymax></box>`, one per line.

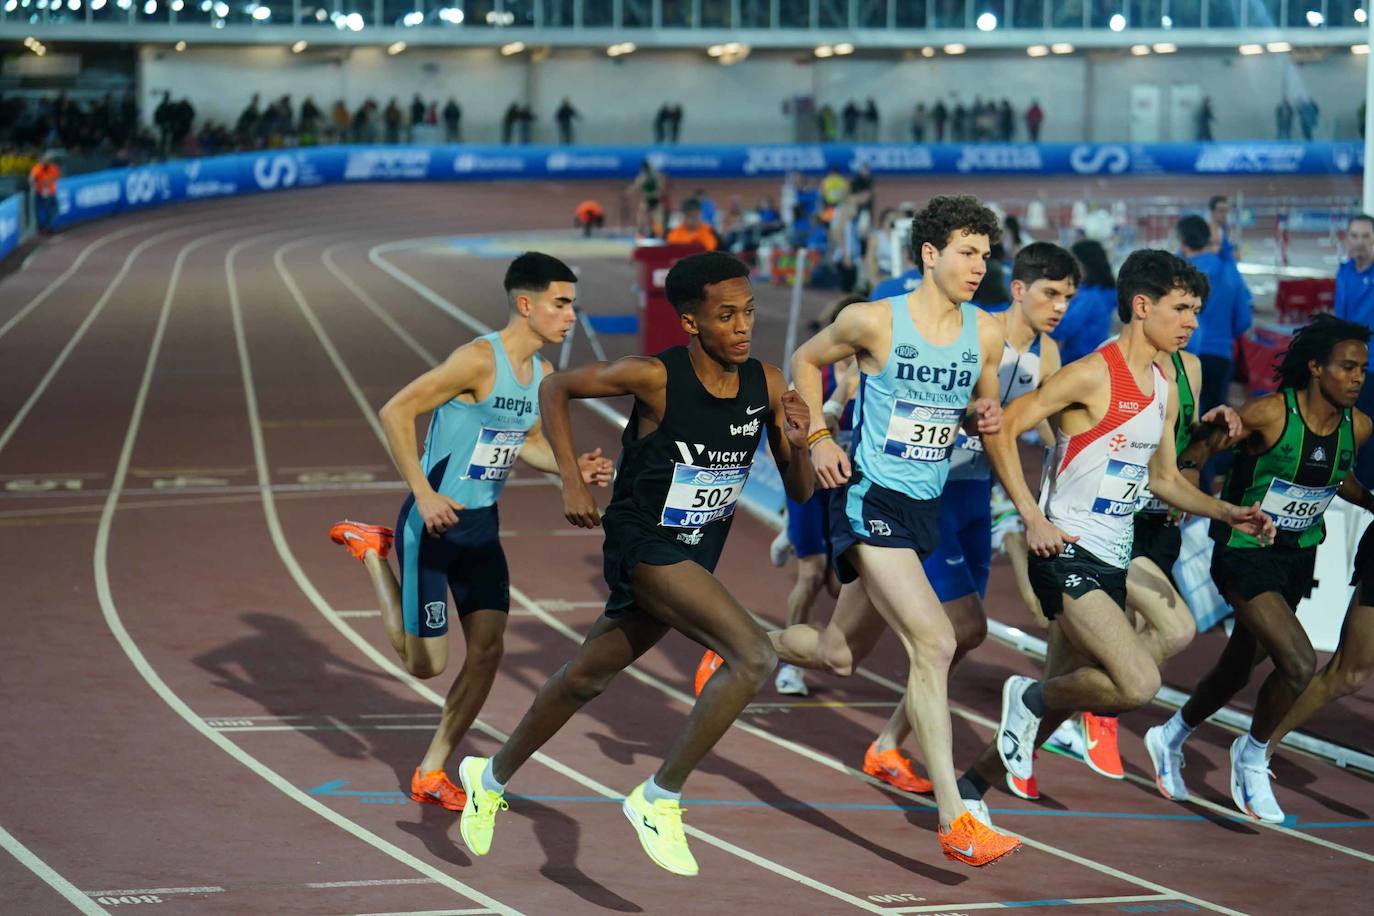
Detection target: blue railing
<box><xmin>51</xmin><ymin>140</ymin><xmax>1367</xmax><ymax>230</ymax></box>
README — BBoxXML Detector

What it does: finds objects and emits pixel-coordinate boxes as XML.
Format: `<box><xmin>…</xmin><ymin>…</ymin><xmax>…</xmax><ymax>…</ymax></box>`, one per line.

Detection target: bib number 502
<box><xmin>692</xmin><ymin>487</ymin><xmax>734</xmax><ymax>508</ymax></box>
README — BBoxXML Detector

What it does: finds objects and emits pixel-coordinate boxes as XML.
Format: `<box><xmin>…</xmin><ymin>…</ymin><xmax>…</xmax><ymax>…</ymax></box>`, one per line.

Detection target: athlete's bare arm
<box><xmin>1337</xmin><ymin>411</ymin><xmax>1374</xmax><ymax>510</ymax></box>
<box><xmin>378</xmin><ymin>338</ymin><xmax>495</xmax><ymax>535</ymax></box>
<box><xmin>964</xmin><ymin>309</ymin><xmax>1006</xmax><ymax>436</ymax></box>
<box><xmin>983</xmin><ymin>351</ymin><xmax>1099</xmax><ymax>552</ymax></box>
<box><xmin>763</xmin><ymin>364</ymin><xmax>816</xmax><ymax>504</ymax></box>
<box><xmin>791</xmin><ymin>298</ymin><xmax>889</xmax><ymax>488</ymax></box>
<box><xmin>1178</xmin><ymin>391</ymin><xmax>1286</xmax><ymax>472</ymax></box>
<box><xmin>518</xmin><ymin>359</ymin><xmax>614</xmax><ymax>485</ymax></box>
<box><xmin>1033</xmin><ymin>335</ymin><xmax>1063</xmax><ymax>444</ymax></box>
<box><xmin>539</xmin><ymin>356</ymin><xmax>669</xmax><ymax>528</ymax></box>
<box><xmin>1148</xmin><ymin>384</ymin><xmax>1276</xmax><ymax>543</ymax></box>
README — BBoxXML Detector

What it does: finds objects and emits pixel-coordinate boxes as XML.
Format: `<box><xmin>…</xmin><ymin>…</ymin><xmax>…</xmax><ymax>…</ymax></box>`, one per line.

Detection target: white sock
<box><xmin>1240</xmin><ymin>733</ymin><xmax>1270</xmax><ymax>766</ymax></box>
<box><xmin>1160</xmin><ymin>710</ymin><xmax>1195</xmax><ymax>750</ymax></box>
<box><xmin>642</xmin><ymin>775</ymin><xmax>681</xmax><ymax>804</ymax></box>
<box><xmin>481</xmin><ymin>759</ymin><xmax>507</xmax><ymax>795</ymax></box>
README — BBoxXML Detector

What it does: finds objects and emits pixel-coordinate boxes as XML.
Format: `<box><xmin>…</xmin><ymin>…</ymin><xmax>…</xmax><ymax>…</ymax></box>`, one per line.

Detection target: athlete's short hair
<box><xmin>1114</xmin><ymin>249</ymin><xmax>1210</xmax><ymax>322</ymax></box>
<box><xmin>1349</xmin><ymin>212</ymin><xmax>1374</xmax><ymax>231</ymax></box>
<box><xmin>1276</xmin><ymin>313</ymin><xmax>1371</xmax><ymax>389</ymax></box>
<box><xmin>1012</xmin><ymin>241</ymin><xmax>1081</xmax><ymax>288</ymax></box>
<box><xmin>1176</xmin><ymin>215</ymin><xmax>1211</xmax><ymax>253</ymax></box>
<box><xmin>665</xmin><ymin>251</ymin><xmax>751</xmax><ymax>316</ymax></box>
<box><xmin>503</xmin><ymin>251</ymin><xmax>577</xmax><ymax>306</ymax></box>
<box><xmin>908</xmin><ymin>195</ymin><xmax>1001</xmax><ymax>262</ymax></box>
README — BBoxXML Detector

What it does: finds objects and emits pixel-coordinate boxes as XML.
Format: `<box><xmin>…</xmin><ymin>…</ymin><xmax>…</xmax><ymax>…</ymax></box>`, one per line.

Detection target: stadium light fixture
<box><xmin>212</xmin><ymin>0</ymin><xmax>227</xmax><ymax>15</ymax></box>
<box><xmin>1357</xmin><ymin>8</ymin><xmax>1368</xmax><ymax>23</ymax></box>
<box><xmin>1161</xmin><ymin>14</ymin><xmax>1172</xmax><ymax>27</ymax></box>
<box><xmin>501</xmin><ymin>41</ymin><xmax>526</xmax><ymax>55</ymax></box>
<box><xmin>91</xmin><ymin>0</ymin><xmax>105</xmax><ymax>8</ymax></box>
<box><xmin>438</xmin><ymin>7</ymin><xmax>463</xmax><ymax>23</ymax></box>
<box><xmin>143</xmin><ymin>0</ymin><xmax>155</xmax><ymax>13</ymax></box>
<box><xmin>292</xmin><ymin>40</ymin><xmax>308</xmax><ymax>52</ymax></box>
<box><xmin>1130</xmin><ymin>44</ymin><xmax>1150</xmax><ymax>55</ymax></box>
<box><xmin>834</xmin><ymin>43</ymin><xmax>854</xmax><ymax>55</ymax></box>
<box><xmin>1266</xmin><ymin>41</ymin><xmax>1292</xmax><ymax>52</ymax></box>
<box><xmin>345</xmin><ymin>11</ymin><xmax>364</xmax><ymax>30</ymax></box>
<box><xmin>976</xmin><ymin>12</ymin><xmax>997</xmax><ymax>31</ymax></box>
<box><xmin>4</xmin><ymin>1</ymin><xmax>17</xmax><ymax>12</ymax></box>
<box><xmin>1239</xmin><ymin>44</ymin><xmax>1265</xmax><ymax>55</ymax></box>
<box><xmin>608</xmin><ymin>42</ymin><xmax>635</xmax><ymax>57</ymax></box>
<box><xmin>943</xmin><ymin>43</ymin><xmax>967</xmax><ymax>55</ymax></box>
<box><xmin>402</xmin><ymin>10</ymin><xmax>423</xmax><ymax>26</ymax></box>
<box><xmin>1051</xmin><ymin>42</ymin><xmax>1074</xmax><ymax>54</ymax></box>
<box><xmin>388</xmin><ymin>41</ymin><xmax>406</xmax><ymax>55</ymax></box>
<box><xmin>175</xmin><ymin>40</ymin><xmax>187</xmax><ymax>51</ymax></box>
<box><xmin>1109</xmin><ymin>13</ymin><xmax>1126</xmax><ymax>31</ymax></box>
<box><xmin>1306</xmin><ymin>9</ymin><xmax>1323</xmax><ymax>25</ymax></box>
<box><xmin>814</xmin><ymin>45</ymin><xmax>834</xmax><ymax>58</ymax></box>
<box><xmin>251</xmin><ymin>4</ymin><xmax>271</xmax><ymax>20</ymax></box>
<box><xmin>169</xmin><ymin>0</ymin><xmax>181</xmax><ymax>9</ymax></box>
<box><xmin>314</xmin><ymin>7</ymin><xmax>326</xmax><ymax>19</ymax></box>
<box><xmin>1026</xmin><ymin>45</ymin><xmax>1049</xmax><ymax>57</ymax></box>
<box><xmin>69</xmin><ymin>0</ymin><xmax>81</xmax><ymax>9</ymax></box>
<box><xmin>920</xmin><ymin>46</ymin><xmax>935</xmax><ymax>58</ymax></box>
<box><xmin>1152</xmin><ymin>42</ymin><xmax>1177</xmax><ymax>53</ymax></box>
<box><xmin>1354</xmin><ymin>43</ymin><xmax>1370</xmax><ymax>55</ymax></box>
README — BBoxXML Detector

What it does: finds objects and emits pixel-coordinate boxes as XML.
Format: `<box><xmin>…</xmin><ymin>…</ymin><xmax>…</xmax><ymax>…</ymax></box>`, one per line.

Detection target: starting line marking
<box><xmin>888</xmin><ymin>894</ymin><xmax>1181</xmax><ymax>913</ymax></box>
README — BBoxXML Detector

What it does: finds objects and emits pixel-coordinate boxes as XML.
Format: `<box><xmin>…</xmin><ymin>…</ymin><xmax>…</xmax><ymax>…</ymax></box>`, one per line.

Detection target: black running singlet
<box><xmin>605</xmin><ymin>346</ymin><xmax>769</xmax><ymax>562</ymax></box>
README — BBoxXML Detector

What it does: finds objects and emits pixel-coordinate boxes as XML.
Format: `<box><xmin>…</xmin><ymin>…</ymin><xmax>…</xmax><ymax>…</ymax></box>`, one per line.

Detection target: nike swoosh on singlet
<box><xmin>745</xmin><ymin>405</ymin><xmax>767</xmax><ymax>415</ymax></box>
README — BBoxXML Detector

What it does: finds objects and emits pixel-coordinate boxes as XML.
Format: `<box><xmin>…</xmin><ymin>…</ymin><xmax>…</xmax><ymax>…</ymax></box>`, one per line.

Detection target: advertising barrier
<box><xmin>0</xmin><ymin>193</ymin><xmax>21</xmax><ymax>260</ymax></box>
<box><xmin>53</xmin><ymin>141</ymin><xmax>1368</xmax><ymax>230</ymax></box>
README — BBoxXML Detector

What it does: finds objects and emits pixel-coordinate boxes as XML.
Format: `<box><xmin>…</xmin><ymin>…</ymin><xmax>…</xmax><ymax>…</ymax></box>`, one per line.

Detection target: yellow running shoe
<box><xmin>456</xmin><ymin>756</ymin><xmax>507</xmax><ymax>857</ymax></box>
<box><xmin>622</xmin><ymin>781</ymin><xmax>698</xmax><ymax>877</ymax></box>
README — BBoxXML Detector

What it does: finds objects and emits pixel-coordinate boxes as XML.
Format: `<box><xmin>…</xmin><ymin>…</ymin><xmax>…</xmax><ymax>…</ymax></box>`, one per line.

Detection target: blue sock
<box><xmin>642</xmin><ymin>775</ymin><xmax>681</xmax><ymax>804</ymax></box>
<box><xmin>481</xmin><ymin>759</ymin><xmax>507</xmax><ymax>795</ymax></box>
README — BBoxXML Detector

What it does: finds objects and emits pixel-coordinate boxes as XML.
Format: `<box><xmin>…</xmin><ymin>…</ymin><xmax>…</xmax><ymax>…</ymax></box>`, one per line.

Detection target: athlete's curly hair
<box><xmin>908</xmin><ymin>195</ymin><xmax>1001</xmax><ymax>262</ymax></box>
<box><xmin>1275</xmin><ymin>313</ymin><xmax>1372</xmax><ymax>389</ymax></box>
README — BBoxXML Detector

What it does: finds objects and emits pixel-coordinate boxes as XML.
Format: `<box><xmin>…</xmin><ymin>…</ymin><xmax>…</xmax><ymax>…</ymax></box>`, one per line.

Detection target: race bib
<box><xmin>1259</xmin><ymin>478</ymin><xmax>1337</xmax><ymax>531</ymax></box>
<box><xmin>1092</xmin><ymin>459</ymin><xmax>1148</xmax><ymax>517</ymax></box>
<box><xmin>883</xmin><ymin>400</ymin><xmax>962</xmax><ymax>462</ymax></box>
<box><xmin>463</xmin><ymin>427</ymin><xmax>527</xmax><ymax>481</ymax></box>
<box><xmin>661</xmin><ymin>463</ymin><xmax>751</xmax><ymax>529</ymax></box>
<box><xmin>1138</xmin><ymin>482</ymin><xmax>1169</xmax><ymax>515</ymax></box>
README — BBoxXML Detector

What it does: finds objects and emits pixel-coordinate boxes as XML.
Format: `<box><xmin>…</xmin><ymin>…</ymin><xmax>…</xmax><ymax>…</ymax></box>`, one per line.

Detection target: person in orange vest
<box><xmin>665</xmin><ymin>198</ymin><xmax>719</xmax><ymax>251</ymax></box>
<box><xmin>30</xmin><ymin>153</ymin><xmax>60</xmax><ymax>232</ymax></box>
<box><xmin>574</xmin><ymin>199</ymin><xmax>604</xmax><ymax>237</ymax></box>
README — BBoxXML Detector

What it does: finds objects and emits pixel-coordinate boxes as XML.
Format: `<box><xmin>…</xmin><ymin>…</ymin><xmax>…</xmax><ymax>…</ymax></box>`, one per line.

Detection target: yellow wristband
<box><xmin>806</xmin><ymin>429</ymin><xmax>833</xmax><ymax>448</ymax></box>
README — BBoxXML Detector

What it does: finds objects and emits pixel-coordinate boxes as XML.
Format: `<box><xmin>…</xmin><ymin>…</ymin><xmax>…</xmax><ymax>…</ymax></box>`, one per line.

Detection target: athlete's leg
<box><xmin>1126</xmin><ymin>556</ymin><xmax>1197</xmax><ymax>665</ymax></box>
<box><xmin>847</xmin><ymin>543</ymin><xmax>965</xmax><ymax>828</ymax></box>
<box><xmin>418</xmin><ymin>609</ymin><xmax>508</xmax><ymax>773</ymax></box>
<box><xmin>1040</xmin><ymin>590</ymin><xmax>1163</xmax><ymax>714</ymax></box>
<box><xmin>1183</xmin><ymin>589</ymin><xmax>1315</xmax><ymax>740</ymax></box>
<box><xmin>491</xmin><ymin>610</ymin><xmax>668</xmax><ymax>784</ymax></box>
<box><xmin>786</xmin><ymin>554</ymin><xmax>830</xmax><ymax>629</ymax></box>
<box><xmin>771</xmin><ymin>577</ymin><xmax>889</xmax><ymax>676</ymax></box>
<box><xmin>1270</xmin><ymin>589</ymin><xmax>1374</xmax><ymax>750</ymax></box>
<box><xmin>628</xmin><ymin>562</ymin><xmax>779</xmax><ymax>792</ymax></box>
<box><xmin>1002</xmin><ymin>530</ymin><xmax>1049</xmax><ymax>629</ymax></box>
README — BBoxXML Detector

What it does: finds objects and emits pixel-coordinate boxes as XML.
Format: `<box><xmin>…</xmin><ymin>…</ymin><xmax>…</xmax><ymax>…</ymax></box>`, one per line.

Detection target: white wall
<box><xmin>138</xmin><ymin>45</ymin><xmax>1369</xmax><ymax>144</ymax></box>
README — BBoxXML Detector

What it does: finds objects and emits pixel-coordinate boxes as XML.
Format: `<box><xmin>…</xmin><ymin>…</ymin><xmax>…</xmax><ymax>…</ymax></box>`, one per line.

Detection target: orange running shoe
<box><xmin>410</xmin><ymin>767</ymin><xmax>467</xmax><ymax>812</ymax></box>
<box><xmin>694</xmin><ymin>650</ymin><xmax>723</xmax><ymax>696</ymax></box>
<box><xmin>862</xmin><ymin>743</ymin><xmax>934</xmax><ymax>794</ymax></box>
<box><xmin>1006</xmin><ymin>751</ymin><xmax>1040</xmax><ymax>800</ymax></box>
<box><xmin>1082</xmin><ymin>713</ymin><xmax>1125</xmax><ymax>780</ymax></box>
<box><xmin>939</xmin><ymin>811</ymin><xmax>1021</xmax><ymax>867</ymax></box>
<box><xmin>329</xmin><ymin>520</ymin><xmax>394</xmax><ymax>562</ymax></box>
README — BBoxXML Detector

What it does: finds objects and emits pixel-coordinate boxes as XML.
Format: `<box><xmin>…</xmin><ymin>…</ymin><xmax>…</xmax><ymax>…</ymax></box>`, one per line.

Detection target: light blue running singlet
<box><xmin>419</xmin><ymin>332</ymin><xmax>544</xmax><ymax>509</ymax></box>
<box><xmin>850</xmin><ymin>297</ymin><xmax>981</xmax><ymax>501</ymax></box>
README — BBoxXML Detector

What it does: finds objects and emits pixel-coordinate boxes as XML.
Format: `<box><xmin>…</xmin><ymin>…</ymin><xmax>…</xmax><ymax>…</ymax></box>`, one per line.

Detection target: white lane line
<box><xmin>352</xmin><ymin>243</ymin><xmax>1246</xmax><ymax>915</ymax></box>
<box><xmin>0</xmin><ymin>221</ymin><xmax>150</xmax><ymax>343</ymax></box>
<box><xmin>889</xmin><ymin>894</ymin><xmax>1178</xmax><ymax>914</ymax></box>
<box><xmin>86</xmin><ymin>886</ymin><xmax>225</xmax><ymax>897</ymax></box>
<box><xmin>0</xmin><ymin>222</ymin><xmax>217</xmax><ymax>459</ymax></box>
<box><xmin>268</xmin><ymin>237</ymin><xmax>894</xmax><ymax>914</ymax></box>
<box><xmin>87</xmin><ymin>227</ymin><xmax>521</xmax><ymax>916</ymax></box>
<box><xmin>344</xmin><ymin>910</ymin><xmax>495</xmax><ymax>916</ymax></box>
<box><xmin>0</xmin><ymin>824</ymin><xmax>110</xmax><ymax>915</ymax></box>
<box><xmin>322</xmin><ymin>241</ymin><xmax>441</xmax><ymax>366</ymax></box>
<box><xmin>306</xmin><ymin>878</ymin><xmax>438</xmax><ymax>889</ymax></box>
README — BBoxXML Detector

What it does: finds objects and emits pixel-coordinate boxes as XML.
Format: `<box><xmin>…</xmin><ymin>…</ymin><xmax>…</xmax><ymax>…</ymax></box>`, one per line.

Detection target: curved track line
<box><xmin>269</xmin><ymin>236</ymin><xmax>895</xmax><ymax>914</ymax></box>
<box><xmin>365</xmin><ymin>238</ymin><xmax>1374</xmax><ymax>867</ymax></box>
<box><xmin>0</xmin><ymin>824</ymin><xmax>110</xmax><ymax>915</ymax></box>
<box><xmin>323</xmin><ymin>240</ymin><xmax>1248</xmax><ymax>912</ymax></box>
<box><xmin>86</xmin><ymin>225</ymin><xmax>521</xmax><ymax>916</ymax></box>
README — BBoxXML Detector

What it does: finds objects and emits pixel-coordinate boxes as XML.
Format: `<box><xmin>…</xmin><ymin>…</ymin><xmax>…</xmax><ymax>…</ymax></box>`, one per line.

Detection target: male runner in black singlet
<box><xmin>455</xmin><ymin>252</ymin><xmax>815</xmax><ymax>877</ymax></box>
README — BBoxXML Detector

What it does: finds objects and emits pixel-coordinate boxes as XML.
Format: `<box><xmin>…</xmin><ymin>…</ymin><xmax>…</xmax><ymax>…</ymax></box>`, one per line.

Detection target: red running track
<box><xmin>1</xmin><ymin>181</ymin><xmax>1371</xmax><ymax>916</ymax></box>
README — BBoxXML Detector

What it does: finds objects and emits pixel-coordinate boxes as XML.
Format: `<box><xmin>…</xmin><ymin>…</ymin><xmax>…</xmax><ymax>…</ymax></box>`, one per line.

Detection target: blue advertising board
<box><xmin>0</xmin><ymin>193</ymin><xmax>20</xmax><ymax>260</ymax></box>
<box><xmin>51</xmin><ymin>141</ymin><xmax>1367</xmax><ymax>230</ymax></box>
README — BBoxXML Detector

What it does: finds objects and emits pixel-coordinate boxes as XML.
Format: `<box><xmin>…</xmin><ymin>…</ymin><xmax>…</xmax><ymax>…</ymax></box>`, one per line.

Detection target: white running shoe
<box><xmin>1045</xmin><ymin>716</ymin><xmax>1085</xmax><ymax>760</ymax></box>
<box><xmin>963</xmin><ymin>797</ymin><xmax>994</xmax><ymax>828</ymax></box>
<box><xmin>1143</xmin><ymin>725</ymin><xmax>1189</xmax><ymax>802</ymax></box>
<box><xmin>998</xmin><ymin>675</ymin><xmax>1042</xmax><ymax>781</ymax></box>
<box><xmin>769</xmin><ymin>529</ymin><xmax>794</xmax><ymax>567</ymax></box>
<box><xmin>1230</xmin><ymin>736</ymin><xmax>1286</xmax><ymax>824</ymax></box>
<box><xmin>774</xmin><ymin>664</ymin><xmax>809</xmax><ymax>696</ymax></box>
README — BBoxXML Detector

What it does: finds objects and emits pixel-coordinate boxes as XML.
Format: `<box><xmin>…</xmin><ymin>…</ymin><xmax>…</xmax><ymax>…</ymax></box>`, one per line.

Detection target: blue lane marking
<box><xmin>304</xmin><ymin>781</ymin><xmax>1371</xmax><ymax>831</ymax></box>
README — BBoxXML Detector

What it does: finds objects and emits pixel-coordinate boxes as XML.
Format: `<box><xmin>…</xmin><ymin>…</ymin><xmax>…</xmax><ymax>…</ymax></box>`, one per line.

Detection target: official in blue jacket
<box><xmin>1334</xmin><ymin>213</ymin><xmax>1374</xmax><ymax>485</ymax></box>
<box><xmin>1051</xmin><ymin>239</ymin><xmax>1117</xmax><ymax>364</ymax></box>
<box><xmin>1178</xmin><ymin>214</ymin><xmax>1252</xmax><ymax>413</ymax></box>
